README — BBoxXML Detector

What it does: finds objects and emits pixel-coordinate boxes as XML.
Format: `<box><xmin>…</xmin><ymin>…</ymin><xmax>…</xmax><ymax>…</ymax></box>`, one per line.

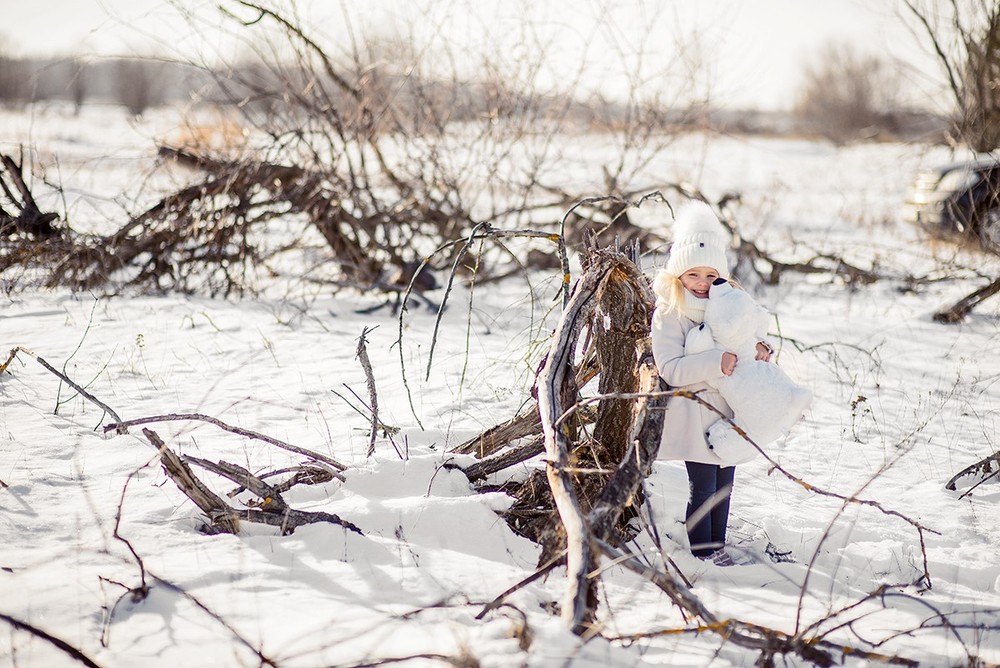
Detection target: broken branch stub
<box><xmin>145</xmin><ymin>428</ymin><xmax>242</xmax><ymax>535</ymax></box>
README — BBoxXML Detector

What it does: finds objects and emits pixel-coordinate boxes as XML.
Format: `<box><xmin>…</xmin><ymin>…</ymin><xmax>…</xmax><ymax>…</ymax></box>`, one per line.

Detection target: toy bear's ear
<box><xmin>712</xmin><ymin>277</ymin><xmax>727</xmax><ymax>286</ymax></box>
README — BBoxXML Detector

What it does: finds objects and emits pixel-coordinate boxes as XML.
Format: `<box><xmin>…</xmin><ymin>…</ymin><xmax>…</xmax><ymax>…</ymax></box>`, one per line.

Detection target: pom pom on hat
<box><xmin>664</xmin><ymin>201</ymin><xmax>730</xmax><ymax>279</ymax></box>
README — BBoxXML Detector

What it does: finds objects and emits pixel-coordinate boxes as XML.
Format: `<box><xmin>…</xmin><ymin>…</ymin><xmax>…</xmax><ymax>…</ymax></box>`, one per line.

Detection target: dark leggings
<box><xmin>684</xmin><ymin>461</ymin><xmax>736</xmax><ymax>558</ymax></box>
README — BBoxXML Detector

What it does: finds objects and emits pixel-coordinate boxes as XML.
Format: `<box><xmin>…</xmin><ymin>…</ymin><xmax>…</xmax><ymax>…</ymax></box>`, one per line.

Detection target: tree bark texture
<box><xmin>592</xmin><ymin>263</ymin><xmax>655</xmax><ymax>465</ymax></box>
<box><xmin>589</xmin><ymin>340</ymin><xmax>664</xmax><ymax>542</ymax></box>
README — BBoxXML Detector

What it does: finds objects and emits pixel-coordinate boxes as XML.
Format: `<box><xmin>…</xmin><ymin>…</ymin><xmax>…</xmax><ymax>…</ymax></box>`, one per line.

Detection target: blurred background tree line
<box><xmin>0</xmin><ymin>38</ymin><xmax>947</xmax><ymax>143</ymax></box>
<box><xmin>2</xmin><ymin>2</ymin><xmax>998</xmax><ymax>148</ymax></box>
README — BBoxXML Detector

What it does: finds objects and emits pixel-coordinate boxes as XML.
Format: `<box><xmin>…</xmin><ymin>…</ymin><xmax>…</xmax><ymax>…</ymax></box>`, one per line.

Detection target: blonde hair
<box><xmin>653</xmin><ymin>270</ymin><xmax>688</xmax><ymax>316</ymax></box>
<box><xmin>653</xmin><ymin>268</ymin><xmax>742</xmax><ymax>316</ymax></box>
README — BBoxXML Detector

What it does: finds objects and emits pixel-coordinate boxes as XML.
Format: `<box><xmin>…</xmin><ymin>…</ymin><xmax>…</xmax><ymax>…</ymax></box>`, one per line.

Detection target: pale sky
<box><xmin>5</xmin><ymin>0</ymin><xmax>942</xmax><ymax>111</ymax></box>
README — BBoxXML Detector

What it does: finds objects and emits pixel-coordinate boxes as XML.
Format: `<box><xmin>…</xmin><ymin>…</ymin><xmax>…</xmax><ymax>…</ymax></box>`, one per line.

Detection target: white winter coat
<box><xmin>651</xmin><ymin>304</ymin><xmax>734</xmax><ymax>465</ymax></box>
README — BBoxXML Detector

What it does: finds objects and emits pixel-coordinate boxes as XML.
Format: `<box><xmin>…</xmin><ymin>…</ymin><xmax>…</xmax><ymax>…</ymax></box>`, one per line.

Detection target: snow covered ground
<box><xmin>2</xmin><ymin>105</ymin><xmax>999</xmax><ymax>667</ymax></box>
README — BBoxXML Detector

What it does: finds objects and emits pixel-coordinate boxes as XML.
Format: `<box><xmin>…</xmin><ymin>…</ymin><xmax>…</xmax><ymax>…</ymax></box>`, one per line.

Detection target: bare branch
<box><xmin>104</xmin><ymin>412</ymin><xmax>346</xmax><ymax>473</ymax></box>
<box><xmin>945</xmin><ymin>448</ymin><xmax>1000</xmax><ymax>492</ymax></box>
<box><xmin>900</xmin><ymin>0</ymin><xmax>965</xmax><ymax>109</ymax></box>
<box><xmin>933</xmin><ymin>275</ymin><xmax>1000</xmax><ymax>323</ymax></box>
<box><xmin>0</xmin><ymin>613</ymin><xmax>103</xmax><ymax>668</ymax></box>
<box><xmin>395</xmin><ymin>224</ymin><xmax>569</xmax><ymax>428</ymax></box>
<box><xmin>460</xmin><ymin>435</ymin><xmax>544</xmax><ymax>482</ymax></box>
<box><xmin>0</xmin><ymin>346</ymin><xmax>122</xmax><ymax>424</ymax></box>
<box><xmin>145</xmin><ymin>428</ymin><xmax>242</xmax><ymax>535</ymax></box>
<box><xmin>183</xmin><ymin>455</ymin><xmax>289</xmax><ymax>512</ymax></box>
<box><xmin>0</xmin><ymin>151</ymin><xmax>60</xmax><ymax>238</ymax></box>
<box><xmin>475</xmin><ymin>550</ymin><xmax>566</xmax><ymax>620</ymax></box>
<box><xmin>101</xmin><ymin>468</ymin><xmax>151</xmax><ymax>648</ymax></box>
<box><xmin>147</xmin><ymin>428</ymin><xmax>362</xmax><ymax>536</ymax></box>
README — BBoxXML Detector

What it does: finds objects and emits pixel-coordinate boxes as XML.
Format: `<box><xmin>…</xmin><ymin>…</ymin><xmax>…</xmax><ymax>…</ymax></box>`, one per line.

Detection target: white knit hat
<box><xmin>664</xmin><ymin>201</ymin><xmax>730</xmax><ymax>279</ymax></box>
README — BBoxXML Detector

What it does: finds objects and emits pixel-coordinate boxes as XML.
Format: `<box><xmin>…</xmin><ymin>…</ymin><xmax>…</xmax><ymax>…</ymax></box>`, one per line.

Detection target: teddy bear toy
<box><xmin>684</xmin><ymin>277</ymin><xmax>812</xmax><ymax>464</ymax></box>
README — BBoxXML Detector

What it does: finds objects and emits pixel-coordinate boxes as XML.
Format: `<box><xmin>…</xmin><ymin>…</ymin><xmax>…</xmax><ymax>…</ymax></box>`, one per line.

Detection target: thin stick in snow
<box><xmin>1</xmin><ymin>345</ymin><xmax>123</xmax><ymax>425</ymax></box>
<box><xmin>355</xmin><ymin>326</ymin><xmax>379</xmax><ymax>456</ymax></box>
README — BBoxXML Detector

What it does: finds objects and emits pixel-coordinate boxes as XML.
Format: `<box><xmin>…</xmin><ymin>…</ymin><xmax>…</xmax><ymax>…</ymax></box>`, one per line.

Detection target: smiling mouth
<box><xmin>692</xmin><ymin>290</ymin><xmax>709</xmax><ymax>298</ymax></box>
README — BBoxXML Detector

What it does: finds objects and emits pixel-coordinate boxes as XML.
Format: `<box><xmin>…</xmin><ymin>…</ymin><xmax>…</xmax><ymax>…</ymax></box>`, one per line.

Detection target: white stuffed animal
<box><xmin>684</xmin><ymin>278</ymin><xmax>812</xmax><ymax>464</ymax></box>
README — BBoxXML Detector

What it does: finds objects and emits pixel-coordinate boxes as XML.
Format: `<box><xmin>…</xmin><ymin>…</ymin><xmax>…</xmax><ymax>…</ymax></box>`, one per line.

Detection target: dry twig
<box><xmin>394</xmin><ymin>223</ymin><xmax>570</xmax><ymax>428</ymax></box>
<box><xmin>0</xmin><ymin>613</ymin><xmax>102</xmax><ymax>668</ymax></box>
<box><xmin>104</xmin><ymin>412</ymin><xmax>346</xmax><ymax>473</ymax></box>
<box><xmin>0</xmin><ymin>346</ymin><xmax>122</xmax><ymax>424</ymax></box>
<box><xmin>100</xmin><ymin>470</ymin><xmax>151</xmax><ymax>648</ymax></box>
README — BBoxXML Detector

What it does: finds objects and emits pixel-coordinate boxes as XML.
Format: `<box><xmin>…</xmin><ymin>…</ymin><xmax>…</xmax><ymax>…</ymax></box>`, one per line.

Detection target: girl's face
<box><xmin>679</xmin><ymin>266</ymin><xmax>719</xmax><ymax>299</ymax></box>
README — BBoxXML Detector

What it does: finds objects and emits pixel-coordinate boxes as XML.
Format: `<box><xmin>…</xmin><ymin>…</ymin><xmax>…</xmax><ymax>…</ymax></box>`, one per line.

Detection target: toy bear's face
<box><xmin>704</xmin><ymin>280</ymin><xmax>769</xmax><ymax>351</ymax></box>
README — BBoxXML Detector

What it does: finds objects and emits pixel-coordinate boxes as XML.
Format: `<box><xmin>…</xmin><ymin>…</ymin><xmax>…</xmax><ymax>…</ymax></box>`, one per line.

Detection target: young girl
<box><xmin>650</xmin><ymin>201</ymin><xmax>772</xmax><ymax>563</ymax></box>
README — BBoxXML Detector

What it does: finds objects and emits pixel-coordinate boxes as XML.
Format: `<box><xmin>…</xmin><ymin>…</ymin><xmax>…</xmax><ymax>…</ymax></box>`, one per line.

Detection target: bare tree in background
<box><xmin>902</xmin><ymin>0</ymin><xmax>1000</xmax><ymax>151</ymax></box>
<box><xmin>0</xmin><ymin>41</ymin><xmax>30</xmax><ymax>106</ymax></box>
<box><xmin>116</xmin><ymin>59</ymin><xmax>157</xmax><ymax>117</ymax></box>
<box><xmin>71</xmin><ymin>59</ymin><xmax>87</xmax><ymax>114</ymax></box>
<box><xmin>794</xmin><ymin>42</ymin><xmax>903</xmax><ymax>143</ymax></box>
